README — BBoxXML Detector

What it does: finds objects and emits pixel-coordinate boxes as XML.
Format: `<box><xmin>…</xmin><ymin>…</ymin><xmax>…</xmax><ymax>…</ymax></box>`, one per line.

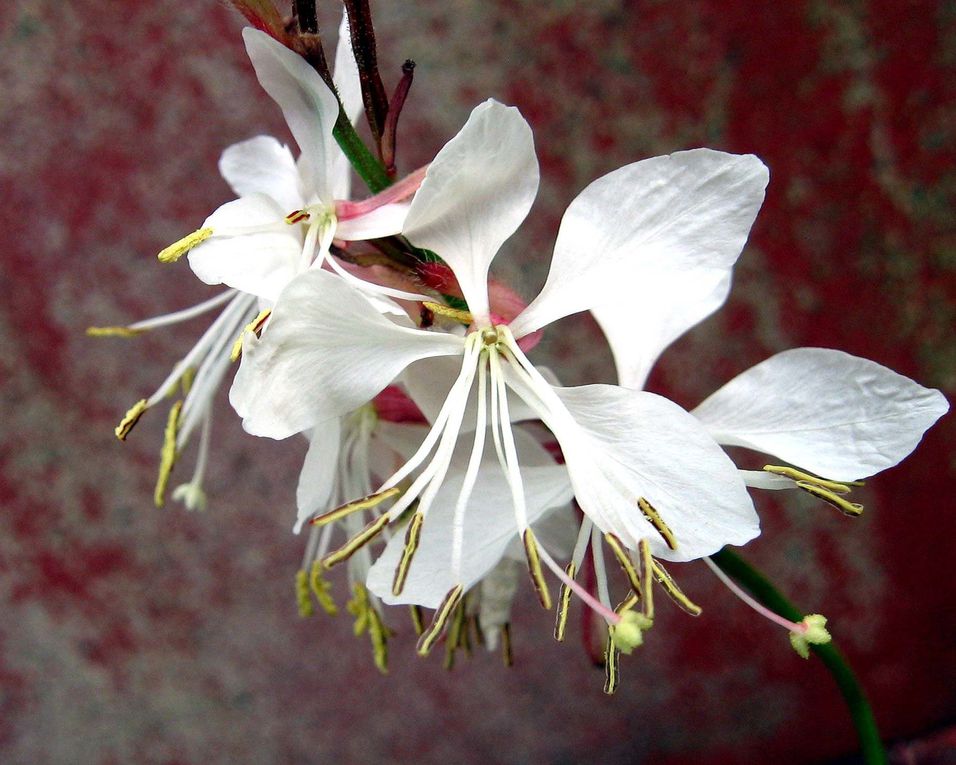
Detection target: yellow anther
<box><xmin>500</xmin><ymin>623</ymin><xmax>514</xmax><ymax>667</ymax></box>
<box><xmin>522</xmin><ymin>529</ymin><xmax>553</xmax><ymax>611</ymax></box>
<box><xmin>796</xmin><ymin>481</ymin><xmax>864</xmax><ymax>517</ymax></box>
<box><xmin>443</xmin><ymin>601</ymin><xmax>467</xmax><ymax>671</ymax></box>
<box><xmin>553</xmin><ymin>562</ymin><xmax>577</xmax><ymax>642</ymax></box>
<box><xmin>321</xmin><ymin>512</ymin><xmax>391</xmax><ymax>569</ymax></box>
<box><xmin>311</xmin><ymin>487</ymin><xmax>400</xmax><ymax>527</ymax></box>
<box><xmin>421</xmin><ymin>300</ymin><xmax>474</xmax><ymax>326</ymax></box>
<box><xmin>115</xmin><ymin>398</ymin><xmax>148</xmax><ymax>441</ymax></box>
<box><xmin>638</xmin><ymin>539</ymin><xmax>655</xmax><ymax>620</ymax></box>
<box><xmin>651</xmin><ymin>559</ymin><xmax>702</xmax><ymax>616</ymax></box>
<box><xmin>86</xmin><ymin>326</ymin><xmax>144</xmax><ymax>338</ymax></box>
<box><xmin>295</xmin><ymin>568</ymin><xmax>314</xmax><ymax>618</ymax></box>
<box><xmin>179</xmin><ymin>367</ymin><xmax>196</xmax><ymax>396</ymax></box>
<box><xmin>416</xmin><ymin>584</ymin><xmax>463</xmax><ymax>656</ymax></box>
<box><xmin>610</xmin><ymin>609</ymin><xmax>653</xmax><ymax>655</ymax></box>
<box><xmin>603</xmin><ymin>633</ymin><xmax>620</xmax><ymax>695</ymax></box>
<box><xmin>308</xmin><ymin>560</ymin><xmax>338</xmax><ymax>616</ymax></box>
<box><xmin>604</xmin><ymin>532</ymin><xmax>643</xmax><ymax>596</ymax></box>
<box><xmin>637</xmin><ymin>497</ymin><xmax>678</xmax><ymax>551</ymax></box>
<box><xmin>157</xmin><ymin>228</ymin><xmax>213</xmax><ymax>263</ymax></box>
<box><xmin>367</xmin><ymin>607</ymin><xmax>390</xmax><ymax>674</ymax></box>
<box><xmin>392</xmin><ymin>510</ymin><xmax>424</xmax><ymax>596</ymax></box>
<box><xmin>790</xmin><ymin>614</ymin><xmax>832</xmax><ymax>659</ymax></box>
<box><xmin>764</xmin><ymin>465</ymin><xmax>853</xmax><ymax>494</ymax></box>
<box><xmin>409</xmin><ymin>605</ymin><xmax>425</xmax><ymax>636</ymax></box>
<box><xmin>346</xmin><ymin>582</ymin><xmax>371</xmax><ymax>636</ymax></box>
<box><xmin>284</xmin><ymin>209</ymin><xmax>311</xmax><ymax>225</ymax></box>
<box><xmin>230</xmin><ymin>309</ymin><xmax>272</xmax><ymax>362</ymax></box>
<box><xmin>154</xmin><ymin>400</ymin><xmax>182</xmax><ymax>508</ymax></box>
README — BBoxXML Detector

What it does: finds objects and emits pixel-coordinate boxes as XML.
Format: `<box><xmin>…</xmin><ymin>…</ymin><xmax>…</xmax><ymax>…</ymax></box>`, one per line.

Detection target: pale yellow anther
<box><xmin>422</xmin><ymin>300</ymin><xmax>473</xmax><ymax>326</ymax></box>
<box><xmin>154</xmin><ymin>400</ymin><xmax>182</xmax><ymax>508</ymax></box>
<box><xmin>603</xmin><ymin>634</ymin><xmax>620</xmax><ymax>695</ymax></box>
<box><xmin>295</xmin><ymin>568</ymin><xmax>314</xmax><ymax>618</ymax></box>
<box><xmin>392</xmin><ymin>510</ymin><xmax>424</xmax><ymax>596</ymax></box>
<box><xmin>86</xmin><ymin>326</ymin><xmax>144</xmax><ymax>338</ymax></box>
<box><xmin>796</xmin><ymin>481</ymin><xmax>865</xmax><ymax>516</ymax></box>
<box><xmin>604</xmin><ymin>532</ymin><xmax>643</xmax><ymax>595</ymax></box>
<box><xmin>311</xmin><ymin>487</ymin><xmax>400</xmax><ymax>527</ymax></box>
<box><xmin>309</xmin><ymin>561</ymin><xmax>338</xmax><ymax>616</ymax></box>
<box><xmin>367</xmin><ymin>607</ymin><xmax>390</xmax><ymax>674</ymax></box>
<box><xmin>610</xmin><ymin>609</ymin><xmax>653</xmax><ymax>655</ymax></box>
<box><xmin>790</xmin><ymin>614</ymin><xmax>832</xmax><ymax>659</ymax></box>
<box><xmin>764</xmin><ymin>465</ymin><xmax>853</xmax><ymax>494</ymax></box>
<box><xmin>553</xmin><ymin>562</ymin><xmax>577</xmax><ymax>642</ymax></box>
<box><xmin>417</xmin><ymin>584</ymin><xmax>463</xmax><ymax>657</ymax></box>
<box><xmin>652</xmin><ymin>559</ymin><xmax>702</xmax><ymax>616</ymax></box>
<box><xmin>346</xmin><ymin>582</ymin><xmax>371</xmax><ymax>636</ymax></box>
<box><xmin>522</xmin><ymin>529</ymin><xmax>553</xmax><ymax>611</ymax></box>
<box><xmin>230</xmin><ymin>309</ymin><xmax>272</xmax><ymax>362</ymax></box>
<box><xmin>637</xmin><ymin>497</ymin><xmax>678</xmax><ymax>551</ymax></box>
<box><xmin>409</xmin><ymin>605</ymin><xmax>425</xmax><ymax>636</ymax></box>
<box><xmin>321</xmin><ymin>512</ymin><xmax>391</xmax><ymax>569</ymax></box>
<box><xmin>115</xmin><ymin>398</ymin><xmax>148</xmax><ymax>441</ymax></box>
<box><xmin>157</xmin><ymin>228</ymin><xmax>213</xmax><ymax>263</ymax></box>
<box><xmin>179</xmin><ymin>367</ymin><xmax>196</xmax><ymax>396</ymax></box>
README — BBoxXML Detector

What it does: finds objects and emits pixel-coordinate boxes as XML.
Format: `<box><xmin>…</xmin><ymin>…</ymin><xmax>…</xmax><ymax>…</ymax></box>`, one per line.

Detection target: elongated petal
<box><xmin>188</xmin><ymin>194</ymin><xmax>302</xmax><ymax>303</ymax></box>
<box><xmin>366</xmin><ymin>434</ymin><xmax>572</xmax><ymax>607</ymax></box>
<box><xmin>693</xmin><ymin>348</ymin><xmax>950</xmax><ymax>481</ymax></box>
<box><xmin>334</xmin><ymin>203</ymin><xmax>409</xmax><ymax>241</ymax></box>
<box><xmin>402</xmin><ymin>100</ymin><xmax>539</xmax><ymax>323</ymax></box>
<box><xmin>218</xmin><ymin>136</ymin><xmax>304</xmax><ymax>213</ymax></box>
<box><xmin>243</xmin><ymin>28</ymin><xmax>339</xmax><ymax>203</ymax></box>
<box><xmin>294</xmin><ymin>420</ymin><xmax>342</xmax><ymax>532</ymax></box>
<box><xmin>511</xmin><ymin>150</ymin><xmax>768</xmax><ymax>345</ymax></box>
<box><xmin>505</xmin><ymin>370</ymin><xmax>759</xmax><ymax>561</ymax></box>
<box><xmin>330</xmin><ymin>12</ymin><xmax>362</xmax><ymax>200</ymax></box>
<box><xmin>230</xmin><ymin>269</ymin><xmax>464</xmax><ymax>439</ymax></box>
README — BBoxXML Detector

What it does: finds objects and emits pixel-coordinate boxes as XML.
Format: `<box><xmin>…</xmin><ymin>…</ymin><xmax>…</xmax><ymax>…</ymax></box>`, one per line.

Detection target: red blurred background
<box><xmin>1</xmin><ymin>1</ymin><xmax>953</xmax><ymax>763</ymax></box>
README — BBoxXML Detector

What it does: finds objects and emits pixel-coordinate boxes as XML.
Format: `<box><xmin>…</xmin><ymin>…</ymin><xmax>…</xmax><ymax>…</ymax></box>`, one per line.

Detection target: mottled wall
<box><xmin>0</xmin><ymin>1</ymin><xmax>953</xmax><ymax>764</ymax></box>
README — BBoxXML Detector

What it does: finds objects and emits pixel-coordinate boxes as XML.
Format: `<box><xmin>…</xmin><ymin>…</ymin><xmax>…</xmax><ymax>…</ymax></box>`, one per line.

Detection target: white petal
<box><xmin>188</xmin><ymin>194</ymin><xmax>302</xmax><ymax>302</ymax></box>
<box><xmin>332</xmin><ymin>11</ymin><xmax>363</xmax><ymax>127</ymax></box>
<box><xmin>218</xmin><ymin>136</ymin><xmax>305</xmax><ymax>213</ymax></box>
<box><xmin>294</xmin><ymin>420</ymin><xmax>342</xmax><ymax>532</ymax></box>
<box><xmin>692</xmin><ymin>348</ymin><xmax>950</xmax><ymax>481</ymax></box>
<box><xmin>243</xmin><ymin>28</ymin><xmax>340</xmax><ymax>203</ymax></box>
<box><xmin>229</xmin><ymin>269</ymin><xmax>464</xmax><ymax>439</ymax></box>
<box><xmin>334</xmin><ymin>203</ymin><xmax>409</xmax><ymax>241</ymax></box>
<box><xmin>511</xmin><ymin>150</ymin><xmax>768</xmax><ymax>342</ymax></box>
<box><xmin>505</xmin><ymin>370</ymin><xmax>759</xmax><ymax>562</ymax></box>
<box><xmin>366</xmin><ymin>436</ymin><xmax>572</xmax><ymax>607</ymax></box>
<box><xmin>402</xmin><ymin>100</ymin><xmax>539</xmax><ymax>323</ymax></box>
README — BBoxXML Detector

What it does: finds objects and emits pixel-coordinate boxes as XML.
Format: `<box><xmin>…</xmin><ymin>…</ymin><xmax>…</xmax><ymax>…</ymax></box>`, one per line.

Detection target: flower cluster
<box><xmin>93</xmin><ymin>10</ymin><xmax>947</xmax><ymax>689</ymax></box>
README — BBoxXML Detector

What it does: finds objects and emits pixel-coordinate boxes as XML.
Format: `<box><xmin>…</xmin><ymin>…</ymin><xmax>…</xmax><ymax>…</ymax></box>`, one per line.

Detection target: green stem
<box><xmin>332</xmin><ymin>108</ymin><xmax>391</xmax><ymax>193</ymax></box>
<box><xmin>709</xmin><ymin>548</ymin><xmax>887</xmax><ymax>765</ymax></box>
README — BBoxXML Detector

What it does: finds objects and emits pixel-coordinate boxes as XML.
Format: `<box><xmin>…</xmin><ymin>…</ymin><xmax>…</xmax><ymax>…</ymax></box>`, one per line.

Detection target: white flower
<box><xmin>230</xmin><ymin>99</ymin><xmax>769</xmax><ymax>612</ymax></box>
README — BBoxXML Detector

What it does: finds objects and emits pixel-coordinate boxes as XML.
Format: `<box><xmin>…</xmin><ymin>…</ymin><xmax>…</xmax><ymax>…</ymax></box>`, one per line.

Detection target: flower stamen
<box><xmin>522</xmin><ymin>528</ymin><xmax>553</xmax><ymax>610</ymax></box>
<box><xmin>795</xmin><ymin>481</ymin><xmax>864</xmax><ymax>516</ymax></box>
<box><xmin>154</xmin><ymin>400</ymin><xmax>183</xmax><ymax>508</ymax></box>
<box><xmin>230</xmin><ymin>308</ymin><xmax>272</xmax><ymax>362</ymax></box>
<box><xmin>310</xmin><ymin>487</ymin><xmax>401</xmax><ymax>527</ymax></box>
<box><xmin>321</xmin><ymin>512</ymin><xmax>391</xmax><ymax>569</ymax></box>
<box><xmin>604</xmin><ymin>532</ymin><xmax>644</xmax><ymax>597</ymax></box>
<box><xmin>637</xmin><ymin>497</ymin><xmax>678</xmax><ymax>551</ymax></box>
<box><xmin>421</xmin><ymin>301</ymin><xmax>473</xmax><ymax>326</ymax></box>
<box><xmin>115</xmin><ymin>399</ymin><xmax>148</xmax><ymax>441</ymax></box>
<box><xmin>417</xmin><ymin>584</ymin><xmax>464</xmax><ymax>656</ymax></box>
<box><xmin>391</xmin><ymin>509</ymin><xmax>424</xmax><ymax>596</ymax></box>
<box><xmin>651</xmin><ymin>559</ymin><xmax>702</xmax><ymax>616</ymax></box>
<box><xmin>553</xmin><ymin>561</ymin><xmax>577</xmax><ymax>641</ymax></box>
<box><xmin>157</xmin><ymin>228</ymin><xmax>213</xmax><ymax>263</ymax></box>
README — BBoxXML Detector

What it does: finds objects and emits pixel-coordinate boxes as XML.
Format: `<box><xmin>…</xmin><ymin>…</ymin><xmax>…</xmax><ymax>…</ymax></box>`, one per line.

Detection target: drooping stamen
<box><xmin>421</xmin><ymin>300</ymin><xmax>473</xmax><ymax>326</ymax></box>
<box><xmin>763</xmin><ymin>465</ymin><xmax>856</xmax><ymax>494</ymax></box>
<box><xmin>309</xmin><ymin>560</ymin><xmax>338</xmax><ymax>616</ymax></box>
<box><xmin>154</xmin><ymin>400</ymin><xmax>183</xmax><ymax>508</ymax></box>
<box><xmin>87</xmin><ymin>326</ymin><xmax>144</xmax><ymax>338</ymax></box>
<box><xmin>604</xmin><ymin>532</ymin><xmax>643</xmax><ymax>596</ymax></box>
<box><xmin>417</xmin><ymin>584</ymin><xmax>464</xmax><ymax>656</ymax></box>
<box><xmin>409</xmin><ymin>605</ymin><xmax>425</xmax><ymax>636</ymax></box>
<box><xmin>522</xmin><ymin>529</ymin><xmax>553</xmax><ymax>610</ymax></box>
<box><xmin>795</xmin><ymin>481</ymin><xmax>864</xmax><ymax>516</ymax></box>
<box><xmin>295</xmin><ymin>568</ymin><xmax>314</xmax><ymax>618</ymax></box>
<box><xmin>537</xmin><ymin>542</ymin><xmax>621</xmax><ymax>625</ymax></box>
<box><xmin>367</xmin><ymin>607</ymin><xmax>390</xmax><ymax>674</ymax></box>
<box><xmin>391</xmin><ymin>509</ymin><xmax>424</xmax><ymax>596</ymax></box>
<box><xmin>230</xmin><ymin>308</ymin><xmax>272</xmax><ymax>362</ymax></box>
<box><xmin>637</xmin><ymin>497</ymin><xmax>678</xmax><ymax>551</ymax></box>
<box><xmin>638</xmin><ymin>540</ymin><xmax>655</xmax><ymax>620</ymax></box>
<box><xmin>553</xmin><ymin>561</ymin><xmax>577</xmax><ymax>641</ymax></box>
<box><xmin>115</xmin><ymin>399</ymin><xmax>148</xmax><ymax>441</ymax></box>
<box><xmin>443</xmin><ymin>600</ymin><xmax>467</xmax><ymax>671</ymax></box>
<box><xmin>500</xmin><ymin>623</ymin><xmax>513</xmax><ymax>667</ymax></box>
<box><xmin>171</xmin><ymin>407</ymin><xmax>212</xmax><ymax>511</ymax></box>
<box><xmin>321</xmin><ymin>512</ymin><xmax>391</xmax><ymax>569</ymax></box>
<box><xmin>651</xmin><ymin>559</ymin><xmax>702</xmax><ymax>616</ymax></box>
<box><xmin>311</xmin><ymin>487</ymin><xmax>400</xmax><ymax>527</ymax></box>
<box><xmin>157</xmin><ymin>228</ymin><xmax>213</xmax><ymax>263</ymax></box>
<box><xmin>603</xmin><ymin>633</ymin><xmax>620</xmax><ymax>695</ymax></box>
